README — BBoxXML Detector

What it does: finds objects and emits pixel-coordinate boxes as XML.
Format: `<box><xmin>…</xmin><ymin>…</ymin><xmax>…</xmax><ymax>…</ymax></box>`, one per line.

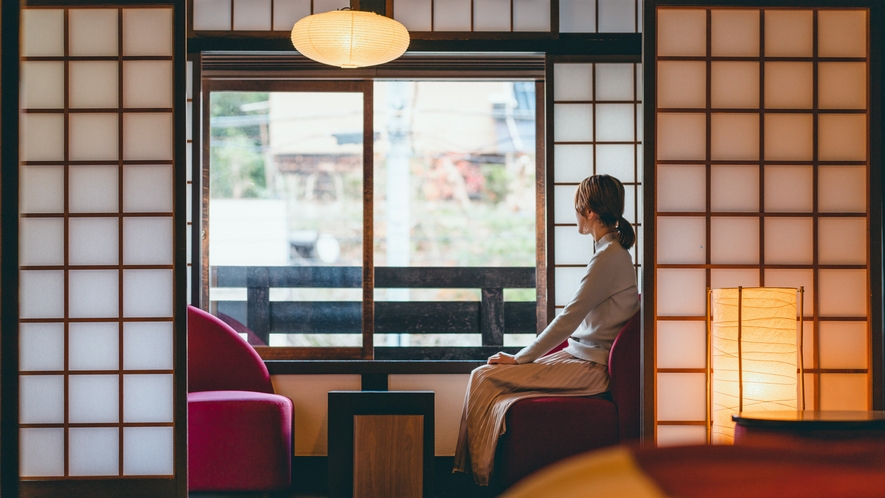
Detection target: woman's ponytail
<box><xmin>616</xmin><ymin>216</ymin><xmax>635</xmax><ymax>249</ymax></box>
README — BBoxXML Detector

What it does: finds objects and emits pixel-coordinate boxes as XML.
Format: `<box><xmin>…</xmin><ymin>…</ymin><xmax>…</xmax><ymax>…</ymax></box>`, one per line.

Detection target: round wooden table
<box><xmin>732</xmin><ymin>410</ymin><xmax>885</xmax><ymax>443</ymax></box>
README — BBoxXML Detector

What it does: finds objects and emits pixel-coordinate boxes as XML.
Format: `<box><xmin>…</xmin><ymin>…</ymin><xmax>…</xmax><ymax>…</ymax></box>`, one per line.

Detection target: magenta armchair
<box><xmin>496</xmin><ymin>309</ymin><xmax>642</xmax><ymax>489</ymax></box>
<box><xmin>187</xmin><ymin>306</ymin><xmax>293</xmax><ymax>492</ymax></box>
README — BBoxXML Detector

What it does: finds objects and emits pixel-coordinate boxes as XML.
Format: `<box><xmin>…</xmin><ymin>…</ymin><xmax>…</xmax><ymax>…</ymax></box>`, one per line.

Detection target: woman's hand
<box><xmin>487</xmin><ymin>352</ymin><xmax>519</xmax><ymax>365</ymax></box>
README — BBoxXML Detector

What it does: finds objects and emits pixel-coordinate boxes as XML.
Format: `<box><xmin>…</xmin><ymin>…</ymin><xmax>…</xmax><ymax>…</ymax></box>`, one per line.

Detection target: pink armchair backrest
<box><xmin>607</xmin><ymin>310</ymin><xmax>642</xmax><ymax>441</ymax></box>
<box><xmin>187</xmin><ymin>306</ymin><xmax>274</xmax><ymax>394</ymax></box>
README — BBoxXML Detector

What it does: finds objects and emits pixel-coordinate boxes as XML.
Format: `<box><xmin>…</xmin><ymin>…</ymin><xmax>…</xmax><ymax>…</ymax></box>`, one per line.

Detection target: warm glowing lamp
<box><xmin>290</xmin><ymin>8</ymin><xmax>410</xmax><ymax>69</ymax></box>
<box><xmin>707</xmin><ymin>287</ymin><xmax>804</xmax><ymax>444</ymax></box>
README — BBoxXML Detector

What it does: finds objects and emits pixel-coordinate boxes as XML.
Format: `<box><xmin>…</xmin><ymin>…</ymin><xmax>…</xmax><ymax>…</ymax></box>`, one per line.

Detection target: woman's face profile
<box><xmin>575</xmin><ymin>208</ymin><xmax>593</xmax><ymax>236</ymax></box>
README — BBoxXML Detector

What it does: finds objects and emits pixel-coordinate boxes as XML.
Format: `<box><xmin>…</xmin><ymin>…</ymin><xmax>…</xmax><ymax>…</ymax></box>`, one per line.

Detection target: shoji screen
<box><xmin>649</xmin><ymin>7</ymin><xmax>873</xmax><ymax>446</ymax></box>
<box><xmin>18</xmin><ymin>5</ymin><xmax>185</xmax><ymax>494</ymax></box>
<box><xmin>550</xmin><ymin>61</ymin><xmax>643</xmax><ymax>316</ymax></box>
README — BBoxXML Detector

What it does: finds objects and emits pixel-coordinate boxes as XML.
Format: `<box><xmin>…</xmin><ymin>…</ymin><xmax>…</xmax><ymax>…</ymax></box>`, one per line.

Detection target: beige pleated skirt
<box><xmin>453</xmin><ymin>350</ymin><xmax>610</xmax><ymax>485</ymax></box>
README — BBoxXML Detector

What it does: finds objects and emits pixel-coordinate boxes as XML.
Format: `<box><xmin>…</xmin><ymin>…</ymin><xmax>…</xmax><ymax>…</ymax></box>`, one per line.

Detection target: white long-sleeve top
<box><xmin>515</xmin><ymin>232</ymin><xmax>640</xmax><ymax>365</ymax></box>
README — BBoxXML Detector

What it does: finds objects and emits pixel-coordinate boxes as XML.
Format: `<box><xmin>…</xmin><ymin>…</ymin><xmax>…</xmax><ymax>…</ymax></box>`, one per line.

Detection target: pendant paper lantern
<box><xmin>291</xmin><ymin>9</ymin><xmax>410</xmax><ymax>69</ymax></box>
<box><xmin>708</xmin><ymin>287</ymin><xmax>803</xmax><ymax>444</ymax></box>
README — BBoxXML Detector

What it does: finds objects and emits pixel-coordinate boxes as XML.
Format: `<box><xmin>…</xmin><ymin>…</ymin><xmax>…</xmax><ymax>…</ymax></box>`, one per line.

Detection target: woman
<box><xmin>453</xmin><ymin>174</ymin><xmax>640</xmax><ymax>486</ymax></box>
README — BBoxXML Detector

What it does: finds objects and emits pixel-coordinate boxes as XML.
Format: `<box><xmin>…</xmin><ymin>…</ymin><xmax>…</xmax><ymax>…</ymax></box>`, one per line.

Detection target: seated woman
<box><xmin>453</xmin><ymin>174</ymin><xmax>640</xmax><ymax>486</ymax></box>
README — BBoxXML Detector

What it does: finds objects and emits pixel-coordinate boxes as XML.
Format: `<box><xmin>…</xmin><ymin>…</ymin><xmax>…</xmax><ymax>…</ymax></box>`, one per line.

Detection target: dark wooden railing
<box><xmin>211</xmin><ymin>266</ymin><xmax>537</xmax><ymax>359</ymax></box>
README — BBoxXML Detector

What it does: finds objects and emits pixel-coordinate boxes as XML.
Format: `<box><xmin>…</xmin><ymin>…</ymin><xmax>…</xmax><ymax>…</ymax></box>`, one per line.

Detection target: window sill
<box><xmin>265</xmin><ymin>359</ymin><xmax>488</xmax><ymax>375</ymax></box>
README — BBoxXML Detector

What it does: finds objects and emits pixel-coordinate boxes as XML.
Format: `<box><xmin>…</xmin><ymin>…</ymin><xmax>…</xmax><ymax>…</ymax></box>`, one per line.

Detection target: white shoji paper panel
<box><xmin>817</xmin><ymin>10</ymin><xmax>867</xmax><ymax>58</ymax></box>
<box><xmin>819</xmin><ymin>63</ymin><xmax>867</xmax><ymax>110</ymax></box>
<box><xmin>314</xmin><ymin>0</ymin><xmax>346</xmax><ymax>14</ymax></box>
<box><xmin>123</xmin><ymin>165</ymin><xmax>174</xmax><ymax>212</ymax></box>
<box><xmin>124</xmin><ymin>61</ymin><xmax>173</xmax><ymax>108</ymax></box>
<box><xmin>764</xmin><ymin>62</ymin><xmax>813</xmax><ymax>109</ymax></box>
<box><xmin>69</xmin><ymin>323</ymin><xmax>119</xmax><ymax>371</ymax></box>
<box><xmin>818</xmin><ymin>270</ymin><xmax>867</xmax><ymax>317</ymax></box>
<box><xmin>123</xmin><ymin>427</ymin><xmax>174</xmax><ymax>475</ymax></box>
<box><xmin>553</xmin><ymin>185</ymin><xmax>578</xmax><ymax>224</ymax></box>
<box><xmin>710</xmin><ymin>217</ymin><xmax>759</xmax><ymax>264</ymax></box>
<box><xmin>554</xmin><ymin>267</ymin><xmax>585</xmax><ymax>307</ymax></box>
<box><xmin>624</xmin><ymin>184</ymin><xmax>637</xmax><ymax>224</ymax></box>
<box><xmin>657</xmin><ymin>425</ymin><xmax>707</xmax><ymax>447</ymax></box>
<box><xmin>764</xmin><ymin>10</ymin><xmax>813</xmax><ymax>57</ymax></box>
<box><xmin>513</xmin><ymin>0</ymin><xmax>550</xmax><ymax>32</ymax></box>
<box><xmin>20</xmin><ymin>429</ymin><xmax>65</xmax><ymax>477</ymax></box>
<box><xmin>193</xmin><ymin>0</ymin><xmax>231</xmax><ymax>30</ymax></box>
<box><xmin>596</xmin><ymin>145</ymin><xmax>636</xmax><ymax>183</ymax></box>
<box><xmin>819</xmin><ymin>166</ymin><xmax>866</xmax><ymax>213</ymax></box>
<box><xmin>764</xmin><ymin>114</ymin><xmax>813</xmax><ymax>161</ymax></box>
<box><xmin>20</xmin><ymin>323</ymin><xmax>65</xmax><ymax>372</ymax></box>
<box><xmin>711</xmin><ymin>62</ymin><xmax>759</xmax><ymax>109</ymax></box>
<box><xmin>656</xmin><ymin>165</ymin><xmax>705</xmax><ymax>212</ymax></box>
<box><xmin>657</xmin><ymin>62</ymin><xmax>705</xmax><ymax>109</ymax></box>
<box><xmin>69</xmin><ymin>218</ymin><xmax>119</xmax><ymax>265</ymax></box>
<box><xmin>656</xmin><ymin>269</ymin><xmax>706</xmax><ymax>316</ymax></box>
<box><xmin>123</xmin><ymin>375</ymin><xmax>174</xmax><ymax>422</ymax></box>
<box><xmin>657</xmin><ymin>9</ymin><xmax>706</xmax><ymax>57</ymax></box>
<box><xmin>69</xmin><ymin>270</ymin><xmax>119</xmax><ymax>318</ymax></box>
<box><xmin>554</xmin><ymin>104</ymin><xmax>593</xmax><ymax>142</ymax></box>
<box><xmin>710</xmin><ymin>9</ymin><xmax>759</xmax><ymax>57</ymax></box>
<box><xmin>820</xmin><ymin>374</ymin><xmax>867</xmax><ymax>411</ymax></box>
<box><xmin>657</xmin><ymin>373</ymin><xmax>706</xmax><ymax>421</ymax></box>
<box><xmin>764</xmin><ymin>269</ymin><xmax>814</xmax><ymax>313</ymax></box>
<box><xmin>597</xmin><ymin>0</ymin><xmax>633</xmax><ymax>32</ymax></box>
<box><xmin>233</xmin><ymin>0</ymin><xmax>272</xmax><ymax>30</ymax></box>
<box><xmin>818</xmin><ymin>218</ymin><xmax>866</xmax><ymax>265</ymax></box>
<box><xmin>474</xmin><ymin>0</ymin><xmax>510</xmax><ymax>31</ymax></box>
<box><xmin>819</xmin><ymin>322</ymin><xmax>867</xmax><ymax>370</ymax></box>
<box><xmin>656</xmin><ymin>113</ymin><xmax>705</xmax><ymax>161</ymax></box>
<box><xmin>123</xmin><ymin>113</ymin><xmax>173</xmax><ymax>161</ymax></box>
<box><xmin>20</xmin><ymin>270</ymin><xmax>65</xmax><ymax>319</ymax></box>
<box><xmin>764</xmin><ymin>217</ymin><xmax>813</xmax><ymax>265</ymax></box>
<box><xmin>596</xmin><ymin>64</ymin><xmax>635</xmax><ymax>101</ymax></box>
<box><xmin>122</xmin><ymin>9</ymin><xmax>173</xmax><ymax>56</ymax></box>
<box><xmin>124</xmin><ymin>322</ymin><xmax>174</xmax><ymax>370</ymax></box>
<box><xmin>710</xmin><ymin>268</ymin><xmax>759</xmax><ymax>289</ymax></box>
<box><xmin>710</xmin><ymin>114</ymin><xmax>759</xmax><ymax>161</ymax></box>
<box><xmin>764</xmin><ymin>166</ymin><xmax>813</xmax><ymax>213</ymax></box>
<box><xmin>553</xmin><ymin>145</ymin><xmax>593</xmax><ymax>183</ymax></box>
<box><xmin>21</xmin><ymin>62</ymin><xmax>65</xmax><ymax>109</ymax></box>
<box><xmin>123</xmin><ymin>270</ymin><xmax>174</xmax><ymax>317</ymax></box>
<box><xmin>273</xmin><ymin>0</ymin><xmax>312</xmax><ymax>31</ymax></box>
<box><xmin>819</xmin><ymin>114</ymin><xmax>867</xmax><ymax>162</ymax></box>
<box><xmin>69</xmin><ymin>375</ymin><xmax>119</xmax><ymax>423</ymax></box>
<box><xmin>21</xmin><ymin>114</ymin><xmax>64</xmax><ymax>162</ymax></box>
<box><xmin>20</xmin><ymin>375</ymin><xmax>65</xmax><ymax>424</ymax></box>
<box><xmin>433</xmin><ymin>0</ymin><xmax>471</xmax><ymax>31</ymax></box>
<box><xmin>21</xmin><ymin>166</ymin><xmax>65</xmax><ymax>213</ymax></box>
<box><xmin>554</xmin><ymin>64</ymin><xmax>593</xmax><ymax>101</ymax></box>
<box><xmin>20</xmin><ymin>218</ymin><xmax>64</xmax><ymax>266</ymax></box>
<box><xmin>554</xmin><ymin>227</ymin><xmax>595</xmax><ymax>265</ymax></box>
<box><xmin>69</xmin><ymin>114</ymin><xmax>119</xmax><ymax>161</ymax></box>
<box><xmin>559</xmin><ymin>0</ymin><xmax>595</xmax><ymax>33</ymax></box>
<box><xmin>595</xmin><ymin>104</ymin><xmax>634</xmax><ymax>142</ymax></box>
<box><xmin>656</xmin><ymin>217</ymin><xmax>705</xmax><ymax>265</ymax></box>
<box><xmin>70</xmin><ymin>428</ymin><xmax>119</xmax><ymax>476</ymax></box>
<box><xmin>656</xmin><ymin>321</ymin><xmax>706</xmax><ymax>369</ymax></box>
<box><xmin>70</xmin><ymin>165</ymin><xmax>119</xmax><ymax>213</ymax></box>
<box><xmin>123</xmin><ymin>217</ymin><xmax>173</xmax><ymax>265</ymax></box>
<box><xmin>69</xmin><ymin>9</ymin><xmax>118</xmax><ymax>56</ymax></box>
<box><xmin>711</xmin><ymin>165</ymin><xmax>758</xmax><ymax>212</ymax></box>
<box><xmin>395</xmin><ymin>0</ymin><xmax>432</xmax><ymax>31</ymax></box>
<box><xmin>21</xmin><ymin>9</ymin><xmax>64</xmax><ymax>57</ymax></box>
<box><xmin>69</xmin><ymin>61</ymin><xmax>119</xmax><ymax>109</ymax></box>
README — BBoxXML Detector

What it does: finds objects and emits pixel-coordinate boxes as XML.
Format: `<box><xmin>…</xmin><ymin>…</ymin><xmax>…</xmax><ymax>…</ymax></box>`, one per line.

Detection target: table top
<box><xmin>733</xmin><ymin>410</ymin><xmax>885</xmax><ymax>430</ymax></box>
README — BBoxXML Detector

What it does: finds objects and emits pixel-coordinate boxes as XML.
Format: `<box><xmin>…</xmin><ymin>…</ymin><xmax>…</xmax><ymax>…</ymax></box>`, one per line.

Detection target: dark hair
<box><xmin>574</xmin><ymin>174</ymin><xmax>635</xmax><ymax>249</ymax></box>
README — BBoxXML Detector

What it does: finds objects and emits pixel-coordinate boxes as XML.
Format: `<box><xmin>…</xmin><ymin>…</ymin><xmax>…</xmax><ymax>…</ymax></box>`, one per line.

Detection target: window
<box><xmin>203</xmin><ymin>70</ymin><xmax>545</xmax><ymax>360</ymax></box>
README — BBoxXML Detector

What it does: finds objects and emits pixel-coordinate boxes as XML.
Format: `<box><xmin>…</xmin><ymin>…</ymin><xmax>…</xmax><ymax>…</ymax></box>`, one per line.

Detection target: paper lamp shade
<box><xmin>710</xmin><ymin>287</ymin><xmax>799</xmax><ymax>444</ymax></box>
<box><xmin>291</xmin><ymin>10</ymin><xmax>410</xmax><ymax>69</ymax></box>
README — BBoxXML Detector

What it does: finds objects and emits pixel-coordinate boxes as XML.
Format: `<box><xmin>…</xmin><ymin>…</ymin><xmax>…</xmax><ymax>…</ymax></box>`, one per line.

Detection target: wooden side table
<box><xmin>732</xmin><ymin>410</ymin><xmax>885</xmax><ymax>444</ymax></box>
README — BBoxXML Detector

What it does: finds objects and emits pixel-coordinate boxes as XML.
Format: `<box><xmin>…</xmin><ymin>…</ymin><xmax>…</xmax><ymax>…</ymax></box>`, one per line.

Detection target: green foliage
<box><xmin>210</xmin><ymin>92</ymin><xmax>269</xmax><ymax>199</ymax></box>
